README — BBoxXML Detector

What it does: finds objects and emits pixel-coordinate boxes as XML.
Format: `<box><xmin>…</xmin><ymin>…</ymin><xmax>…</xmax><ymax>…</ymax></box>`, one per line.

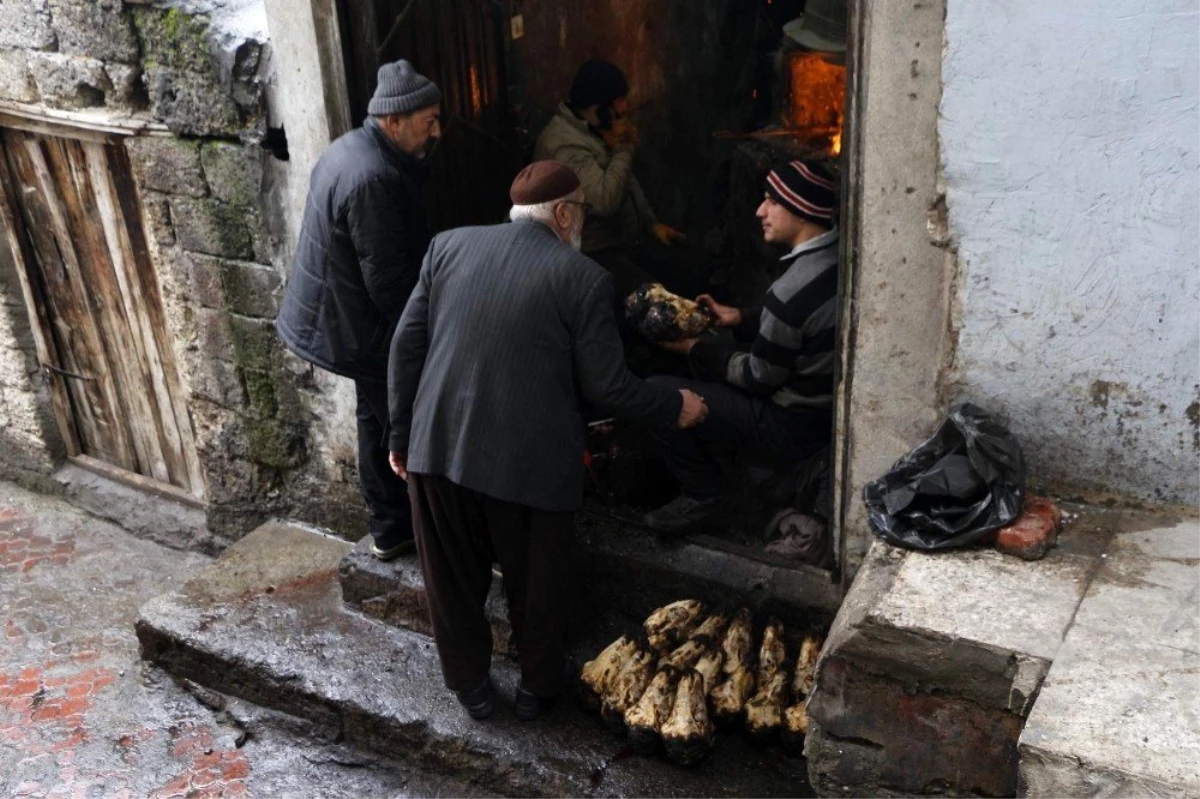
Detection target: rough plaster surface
<box><xmin>260</xmin><ymin>0</ymin><xmax>369</xmax><ymax>534</ymax></box>
<box><xmin>836</xmin><ymin>0</ymin><xmax>951</xmax><ymax>579</ymax></box>
<box><xmin>941</xmin><ymin>0</ymin><xmax>1200</xmax><ymax>505</ymax></box>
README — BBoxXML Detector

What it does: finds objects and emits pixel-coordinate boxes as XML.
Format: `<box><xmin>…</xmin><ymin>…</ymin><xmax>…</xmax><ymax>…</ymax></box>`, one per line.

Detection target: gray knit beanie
<box><xmin>368</xmin><ymin>60</ymin><xmax>441</xmax><ymax>116</ymax></box>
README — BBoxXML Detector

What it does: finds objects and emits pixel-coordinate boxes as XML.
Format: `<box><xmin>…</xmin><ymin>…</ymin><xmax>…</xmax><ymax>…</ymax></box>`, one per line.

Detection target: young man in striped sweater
<box><xmin>645</xmin><ymin>160</ymin><xmax>839</xmax><ymax>532</ymax></box>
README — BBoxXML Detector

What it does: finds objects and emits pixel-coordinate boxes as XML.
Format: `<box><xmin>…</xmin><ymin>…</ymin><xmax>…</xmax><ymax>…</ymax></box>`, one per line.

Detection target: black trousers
<box><xmin>354</xmin><ymin>379</ymin><xmax>413</xmax><ymax>546</ymax></box>
<box><xmin>409</xmin><ymin>473</ymin><xmax>572</xmax><ymax>697</ymax></box>
<box><xmin>648</xmin><ymin>375</ymin><xmax>832</xmax><ymax>498</ymax></box>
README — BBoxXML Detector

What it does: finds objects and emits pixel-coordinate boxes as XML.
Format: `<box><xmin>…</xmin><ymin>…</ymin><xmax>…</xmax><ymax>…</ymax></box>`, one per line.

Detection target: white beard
<box><xmin>568</xmin><ymin>219</ymin><xmax>584</xmax><ymax>251</ymax></box>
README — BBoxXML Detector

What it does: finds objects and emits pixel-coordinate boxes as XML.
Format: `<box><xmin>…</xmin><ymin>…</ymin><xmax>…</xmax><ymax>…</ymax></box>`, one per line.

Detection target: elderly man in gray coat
<box><xmin>387</xmin><ymin>161</ymin><xmax>707</xmax><ymax>722</ymax></box>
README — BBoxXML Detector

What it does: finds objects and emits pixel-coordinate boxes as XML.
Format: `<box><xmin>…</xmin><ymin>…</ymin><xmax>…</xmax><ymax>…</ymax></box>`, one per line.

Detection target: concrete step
<box><xmin>804</xmin><ymin>503</ymin><xmax>1126</xmax><ymax>797</ymax></box>
<box><xmin>1017</xmin><ymin>516</ymin><xmax>1200</xmax><ymax>797</ymax></box>
<box><xmin>137</xmin><ymin>520</ymin><xmax>815</xmax><ymax>798</ymax></box>
<box><xmin>340</xmin><ymin>505</ymin><xmax>842</xmax><ymax>651</ymax></box>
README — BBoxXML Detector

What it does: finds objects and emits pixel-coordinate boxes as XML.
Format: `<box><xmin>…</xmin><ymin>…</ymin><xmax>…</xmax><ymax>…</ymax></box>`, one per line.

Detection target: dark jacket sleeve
<box><xmin>571</xmin><ymin>273</ymin><xmax>682</xmax><ymax>426</ymax></box>
<box><xmin>387</xmin><ymin>243</ymin><xmax>435</xmax><ymax>453</ymax></box>
<box><xmin>348</xmin><ymin>178</ymin><xmax>423</xmax><ymax>327</ymax></box>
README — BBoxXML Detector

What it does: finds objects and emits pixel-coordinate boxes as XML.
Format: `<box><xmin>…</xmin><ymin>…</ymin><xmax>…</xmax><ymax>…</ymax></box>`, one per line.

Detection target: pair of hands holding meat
<box><xmin>659</xmin><ymin>294</ymin><xmax>742</xmax><ymax>356</ymax></box>
<box><xmin>668</xmin><ymin>293</ymin><xmax>743</xmax><ymax>429</ymax></box>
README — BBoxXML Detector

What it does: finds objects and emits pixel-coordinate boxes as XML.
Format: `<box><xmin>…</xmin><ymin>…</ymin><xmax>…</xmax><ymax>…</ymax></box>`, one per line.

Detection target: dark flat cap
<box><xmin>510</xmin><ymin>161</ymin><xmax>581</xmax><ymax>205</ymax></box>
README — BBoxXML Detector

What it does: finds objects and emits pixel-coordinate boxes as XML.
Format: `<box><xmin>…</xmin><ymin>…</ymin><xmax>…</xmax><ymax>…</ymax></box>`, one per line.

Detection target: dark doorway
<box><xmin>337</xmin><ymin>0</ymin><xmax>524</xmax><ymax>232</ymax></box>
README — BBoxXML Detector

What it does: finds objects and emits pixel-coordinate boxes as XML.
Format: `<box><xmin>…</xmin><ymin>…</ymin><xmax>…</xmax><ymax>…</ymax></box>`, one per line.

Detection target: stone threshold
<box><xmin>339</xmin><ymin>505</ymin><xmax>842</xmax><ymax>656</ymax></box>
<box><xmin>804</xmin><ymin>503</ymin><xmax>1196</xmax><ymax>798</ymax></box>
<box><xmin>137</xmin><ymin>521</ymin><xmax>815</xmax><ymax>798</ymax></box>
<box><xmin>54</xmin><ymin>461</ymin><xmax>214</xmax><ymax>553</ymax></box>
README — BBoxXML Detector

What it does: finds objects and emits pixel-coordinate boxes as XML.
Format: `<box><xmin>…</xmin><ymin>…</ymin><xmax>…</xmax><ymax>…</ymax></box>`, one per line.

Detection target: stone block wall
<box><xmin>0</xmin><ymin>0</ymin><xmax>367</xmax><ymax>544</ymax></box>
<box><xmin>0</xmin><ymin>0</ymin><xmax>144</xmax><ymax>111</ymax></box>
<box><xmin>124</xmin><ymin>131</ymin><xmax>313</xmax><ymax>542</ymax></box>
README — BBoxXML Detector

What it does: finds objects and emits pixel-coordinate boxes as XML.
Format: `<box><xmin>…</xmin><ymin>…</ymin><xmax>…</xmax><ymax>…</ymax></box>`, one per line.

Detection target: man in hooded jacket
<box><xmin>533</xmin><ymin>59</ymin><xmax>692</xmax><ymax>302</ymax></box>
<box><xmin>276</xmin><ymin>60</ymin><xmax>441</xmax><ymax>561</ymax></box>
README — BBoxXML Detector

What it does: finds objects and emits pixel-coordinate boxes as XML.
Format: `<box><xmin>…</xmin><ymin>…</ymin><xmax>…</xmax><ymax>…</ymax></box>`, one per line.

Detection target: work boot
<box><xmin>370</xmin><ymin>536</ymin><xmax>415</xmax><ymax>561</ymax></box>
<box><xmin>643</xmin><ymin>495</ymin><xmax>721</xmax><ymax>533</ymax></box>
<box><xmin>515</xmin><ymin>684</ymin><xmax>559</xmax><ymax>722</ymax></box>
<box><xmin>454</xmin><ymin>675</ymin><xmax>495</xmax><ymax>721</ymax></box>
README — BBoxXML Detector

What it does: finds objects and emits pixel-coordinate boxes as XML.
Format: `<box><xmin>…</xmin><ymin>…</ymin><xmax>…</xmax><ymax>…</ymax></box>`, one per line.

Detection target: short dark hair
<box><xmin>569</xmin><ymin>59</ymin><xmax>629</xmax><ymax>110</ymax></box>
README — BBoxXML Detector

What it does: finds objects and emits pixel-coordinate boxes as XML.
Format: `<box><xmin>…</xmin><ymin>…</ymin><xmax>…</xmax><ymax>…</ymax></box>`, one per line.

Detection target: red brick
<box><xmin>193</xmin><ymin>752</ymin><xmax>224</xmax><ymax>770</ymax></box>
<box><xmin>221</xmin><ymin>760</ymin><xmax>250</xmax><ymax>781</ymax></box>
<box><xmin>67</xmin><ymin>682</ymin><xmax>94</xmax><ymax>700</ymax></box>
<box><xmin>156</xmin><ymin>774</ymin><xmax>190</xmax><ymax>797</ymax></box>
<box><xmin>995</xmin><ymin>495</ymin><xmax>1061</xmax><ymax>560</ymax></box>
<box><xmin>13</xmin><ymin>678</ymin><xmax>40</xmax><ymax>696</ymax></box>
<box><xmin>31</xmin><ymin>704</ymin><xmax>64</xmax><ymax>722</ymax></box>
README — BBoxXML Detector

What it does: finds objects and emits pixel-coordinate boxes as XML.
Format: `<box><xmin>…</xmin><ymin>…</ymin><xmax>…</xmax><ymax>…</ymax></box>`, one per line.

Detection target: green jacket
<box><xmin>533</xmin><ymin>103</ymin><xmax>658</xmax><ymax>254</ymax></box>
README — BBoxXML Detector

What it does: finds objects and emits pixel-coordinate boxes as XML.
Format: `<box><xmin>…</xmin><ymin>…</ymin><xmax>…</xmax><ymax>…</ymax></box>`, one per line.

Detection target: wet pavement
<box><xmin>137</xmin><ymin>521</ymin><xmax>815</xmax><ymax>798</ymax></box>
<box><xmin>0</xmin><ymin>481</ymin><xmax>472</xmax><ymax>798</ymax></box>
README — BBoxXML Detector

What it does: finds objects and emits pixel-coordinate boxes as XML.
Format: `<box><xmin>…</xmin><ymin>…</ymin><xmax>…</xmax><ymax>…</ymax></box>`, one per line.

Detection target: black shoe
<box><xmin>643</xmin><ymin>495</ymin><xmax>722</xmax><ymax>533</ymax></box>
<box><xmin>455</xmin><ymin>675</ymin><xmax>495</xmax><ymax>720</ymax></box>
<box><xmin>515</xmin><ymin>684</ymin><xmax>558</xmax><ymax>722</ymax></box>
<box><xmin>370</xmin><ymin>537</ymin><xmax>416</xmax><ymax>561</ymax></box>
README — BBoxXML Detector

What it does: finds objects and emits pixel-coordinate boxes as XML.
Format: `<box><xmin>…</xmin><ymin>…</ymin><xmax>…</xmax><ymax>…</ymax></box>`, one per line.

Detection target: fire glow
<box><xmin>788</xmin><ymin>51</ymin><xmax>845</xmax><ymax>155</ymax></box>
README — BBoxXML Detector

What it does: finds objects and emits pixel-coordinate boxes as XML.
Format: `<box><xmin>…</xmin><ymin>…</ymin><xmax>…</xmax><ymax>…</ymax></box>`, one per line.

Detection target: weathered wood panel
<box><xmin>3</xmin><ymin>128</ymin><xmax>133</xmax><ymax>468</ymax></box>
<box><xmin>0</xmin><ymin>137</ymin><xmax>82</xmax><ymax>456</ymax></box>
<box><xmin>103</xmin><ymin>142</ymin><xmax>204</xmax><ymax>494</ymax></box>
<box><xmin>0</xmin><ymin>126</ymin><xmax>201</xmax><ymax>495</ymax></box>
<box><xmin>51</xmin><ymin>136</ymin><xmax>171</xmax><ymax>483</ymax></box>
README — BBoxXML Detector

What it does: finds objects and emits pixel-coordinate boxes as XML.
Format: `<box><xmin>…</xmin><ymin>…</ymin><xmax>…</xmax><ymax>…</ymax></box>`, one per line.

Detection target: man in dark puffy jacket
<box><xmin>276</xmin><ymin>60</ymin><xmax>441</xmax><ymax>560</ymax></box>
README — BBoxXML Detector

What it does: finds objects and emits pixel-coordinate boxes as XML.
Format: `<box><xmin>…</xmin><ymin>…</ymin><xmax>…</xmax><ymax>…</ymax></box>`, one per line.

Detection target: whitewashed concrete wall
<box><xmin>941</xmin><ymin>0</ymin><xmax>1200</xmax><ymax>505</ymax></box>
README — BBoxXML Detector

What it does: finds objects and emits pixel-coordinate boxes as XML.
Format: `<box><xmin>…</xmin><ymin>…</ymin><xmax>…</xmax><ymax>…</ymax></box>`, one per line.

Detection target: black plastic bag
<box><xmin>863</xmin><ymin>403</ymin><xmax>1026</xmax><ymax>551</ymax></box>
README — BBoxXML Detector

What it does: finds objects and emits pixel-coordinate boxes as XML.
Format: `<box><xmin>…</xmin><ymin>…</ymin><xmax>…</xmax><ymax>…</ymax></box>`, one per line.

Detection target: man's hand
<box><xmin>652</xmin><ymin>223</ymin><xmax>688</xmax><ymax>247</ymax></box>
<box><xmin>677</xmin><ymin>389</ymin><xmax>708</xmax><ymax>429</ymax></box>
<box><xmin>601</xmin><ymin>117</ymin><xmax>638</xmax><ymax>151</ymax></box>
<box><xmin>659</xmin><ymin>337</ymin><xmax>698</xmax><ymax>354</ymax></box>
<box><xmin>389</xmin><ymin>451</ymin><xmax>409</xmax><ymax>481</ymax></box>
<box><xmin>697</xmin><ymin>294</ymin><xmax>741</xmax><ymax>327</ymax></box>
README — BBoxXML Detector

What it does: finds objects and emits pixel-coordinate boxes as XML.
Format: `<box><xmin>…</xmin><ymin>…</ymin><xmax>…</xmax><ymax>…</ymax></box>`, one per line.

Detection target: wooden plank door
<box><xmin>0</xmin><ymin>127</ymin><xmax>203</xmax><ymax>496</ymax></box>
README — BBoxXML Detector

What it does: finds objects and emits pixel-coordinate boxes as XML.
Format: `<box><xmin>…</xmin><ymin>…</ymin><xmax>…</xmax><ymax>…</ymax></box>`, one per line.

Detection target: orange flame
<box><xmin>469</xmin><ymin>65</ymin><xmax>483</xmax><ymax>118</ymax></box>
<box><xmin>788</xmin><ymin>51</ymin><xmax>845</xmax><ymax>155</ymax></box>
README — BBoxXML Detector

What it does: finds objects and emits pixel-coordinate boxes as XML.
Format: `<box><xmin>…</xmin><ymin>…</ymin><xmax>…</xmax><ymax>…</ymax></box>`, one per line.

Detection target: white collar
<box><xmin>783</xmin><ymin>225</ymin><xmax>839</xmax><ymax>261</ymax></box>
